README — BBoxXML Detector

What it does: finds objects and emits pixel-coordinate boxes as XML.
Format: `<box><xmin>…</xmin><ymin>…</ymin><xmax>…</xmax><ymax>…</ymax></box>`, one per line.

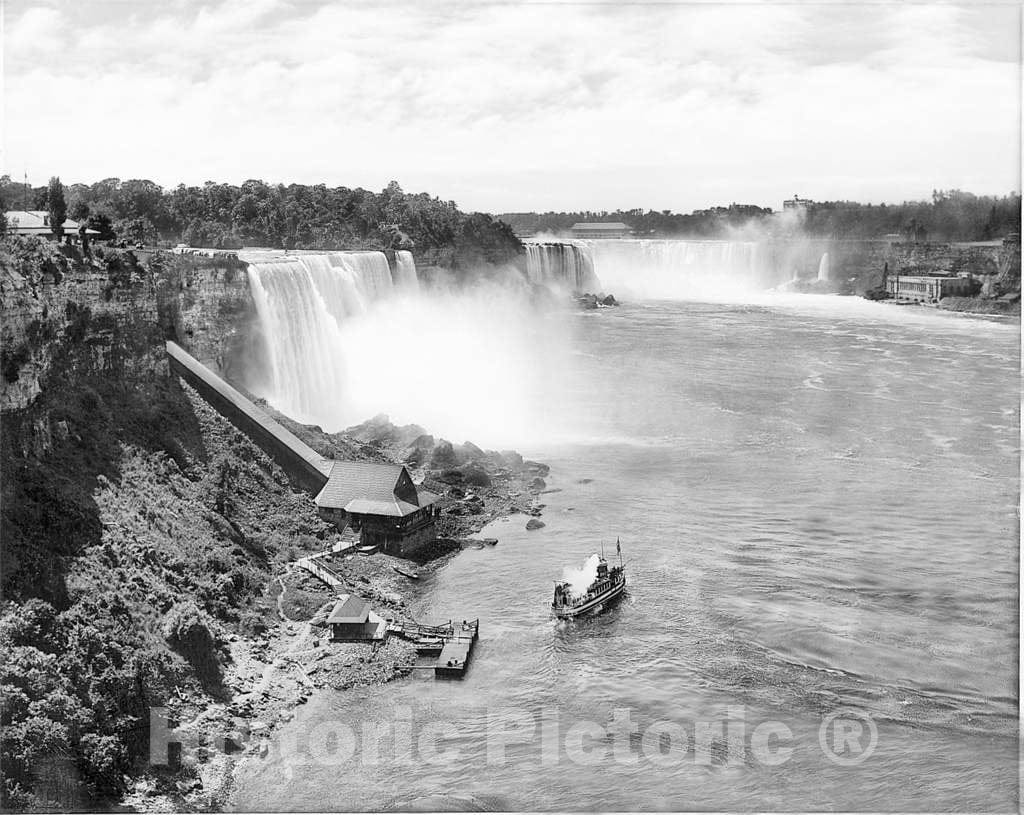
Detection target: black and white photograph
<box><xmin>0</xmin><ymin>0</ymin><xmax>1020</xmax><ymax>811</ymax></box>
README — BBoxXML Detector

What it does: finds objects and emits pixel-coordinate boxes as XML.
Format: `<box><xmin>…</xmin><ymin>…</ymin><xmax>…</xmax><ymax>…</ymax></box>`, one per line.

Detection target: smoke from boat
<box><xmin>561</xmin><ymin>554</ymin><xmax>601</xmax><ymax>597</ymax></box>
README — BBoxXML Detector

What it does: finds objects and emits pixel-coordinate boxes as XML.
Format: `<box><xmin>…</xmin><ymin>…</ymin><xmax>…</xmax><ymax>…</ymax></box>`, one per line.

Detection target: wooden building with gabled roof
<box><xmin>315</xmin><ymin>461</ymin><xmax>439</xmax><ymax>557</ymax></box>
<box><xmin>326</xmin><ymin>594</ymin><xmax>386</xmax><ymax>641</ymax></box>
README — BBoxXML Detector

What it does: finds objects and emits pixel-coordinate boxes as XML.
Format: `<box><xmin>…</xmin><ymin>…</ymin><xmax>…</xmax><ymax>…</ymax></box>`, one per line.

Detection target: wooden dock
<box><xmin>434</xmin><ymin>619</ymin><xmax>479</xmax><ymax>679</ymax></box>
<box><xmin>390</xmin><ymin>618</ymin><xmax>480</xmax><ymax>678</ymax></box>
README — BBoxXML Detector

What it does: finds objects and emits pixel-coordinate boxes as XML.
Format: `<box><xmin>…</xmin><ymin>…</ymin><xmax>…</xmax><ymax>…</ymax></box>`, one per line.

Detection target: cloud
<box><xmin>2</xmin><ymin>1</ymin><xmax>1019</xmax><ymax>211</ymax></box>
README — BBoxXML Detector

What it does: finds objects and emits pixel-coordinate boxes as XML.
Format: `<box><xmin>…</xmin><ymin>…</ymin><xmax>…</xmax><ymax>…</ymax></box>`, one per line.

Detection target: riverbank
<box><xmin>873</xmin><ymin>295</ymin><xmax>1021</xmax><ymax>319</ymax></box>
<box><xmin>118</xmin><ymin>409</ymin><xmax>549</xmax><ymax>812</ymax></box>
<box><xmin>937</xmin><ymin>295</ymin><xmax>1021</xmax><ymax>316</ymax></box>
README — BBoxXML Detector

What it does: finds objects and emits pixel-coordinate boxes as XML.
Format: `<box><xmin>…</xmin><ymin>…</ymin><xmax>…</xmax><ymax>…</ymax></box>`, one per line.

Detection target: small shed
<box><xmin>327</xmin><ymin>594</ymin><xmax>385</xmax><ymax>641</ymax></box>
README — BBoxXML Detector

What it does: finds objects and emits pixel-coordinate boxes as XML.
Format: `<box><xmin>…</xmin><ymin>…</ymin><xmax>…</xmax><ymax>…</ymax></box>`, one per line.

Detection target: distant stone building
<box><xmin>570</xmin><ymin>222</ymin><xmax>632</xmax><ymax>240</ymax></box>
<box><xmin>885</xmin><ymin>274</ymin><xmax>976</xmax><ymax>303</ymax></box>
<box><xmin>783</xmin><ymin>195</ymin><xmax>813</xmax><ymax>212</ymax></box>
<box><xmin>6</xmin><ymin>210</ymin><xmax>98</xmax><ymax>244</ymax></box>
<box><xmin>315</xmin><ymin>461</ymin><xmax>439</xmax><ymax>556</ymax></box>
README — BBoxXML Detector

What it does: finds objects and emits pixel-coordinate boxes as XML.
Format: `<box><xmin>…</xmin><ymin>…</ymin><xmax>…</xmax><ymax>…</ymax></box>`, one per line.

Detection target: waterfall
<box><xmin>571</xmin><ymin>239</ymin><xmax>778</xmax><ymax>300</ymax></box>
<box><xmin>394</xmin><ymin>250</ymin><xmax>420</xmax><ymax>291</ymax></box>
<box><xmin>240</xmin><ymin>248</ymin><xmax>571</xmax><ymax>445</ymax></box>
<box><xmin>245</xmin><ymin>250</ymin><xmax>414</xmax><ymax>422</ymax></box>
<box><xmin>817</xmin><ymin>252</ymin><xmax>831</xmax><ymax>282</ymax></box>
<box><xmin>525</xmin><ymin>242</ymin><xmax>601</xmax><ymax>292</ymax></box>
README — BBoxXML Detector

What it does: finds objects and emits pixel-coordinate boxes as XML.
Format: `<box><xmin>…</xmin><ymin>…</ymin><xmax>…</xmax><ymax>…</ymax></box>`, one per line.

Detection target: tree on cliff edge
<box><xmin>46</xmin><ymin>177</ymin><xmax>67</xmax><ymax>241</ymax></box>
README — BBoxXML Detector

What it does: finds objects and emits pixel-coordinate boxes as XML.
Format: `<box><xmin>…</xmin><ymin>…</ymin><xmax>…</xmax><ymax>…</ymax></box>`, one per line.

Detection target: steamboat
<box><xmin>552</xmin><ymin>543</ymin><xmax>627</xmax><ymax>618</ymax></box>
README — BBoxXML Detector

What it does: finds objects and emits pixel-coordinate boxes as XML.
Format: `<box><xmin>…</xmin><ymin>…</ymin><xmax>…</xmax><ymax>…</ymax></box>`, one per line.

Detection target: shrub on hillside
<box><xmin>161</xmin><ymin>601</ymin><xmax>220</xmax><ymax>684</ymax></box>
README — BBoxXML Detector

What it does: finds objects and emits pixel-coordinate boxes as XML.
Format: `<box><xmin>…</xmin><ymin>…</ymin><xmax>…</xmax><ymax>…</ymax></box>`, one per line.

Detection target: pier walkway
<box><xmin>435</xmin><ymin>620</ymin><xmax>479</xmax><ymax>678</ymax></box>
<box><xmin>295</xmin><ymin>556</ymin><xmax>345</xmax><ymax>589</ymax></box>
<box><xmin>390</xmin><ymin>618</ymin><xmax>480</xmax><ymax>678</ymax></box>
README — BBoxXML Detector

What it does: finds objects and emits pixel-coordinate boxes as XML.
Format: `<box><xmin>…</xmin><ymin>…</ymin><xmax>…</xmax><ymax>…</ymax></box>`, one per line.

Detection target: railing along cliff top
<box><xmin>166</xmin><ymin>340</ymin><xmax>333</xmax><ymax>493</ymax></box>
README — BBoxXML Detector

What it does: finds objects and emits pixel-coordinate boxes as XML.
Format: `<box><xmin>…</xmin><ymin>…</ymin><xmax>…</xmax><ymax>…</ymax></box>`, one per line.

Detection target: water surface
<box><xmin>232</xmin><ymin>298</ymin><xmax>1018</xmax><ymax>811</ymax></box>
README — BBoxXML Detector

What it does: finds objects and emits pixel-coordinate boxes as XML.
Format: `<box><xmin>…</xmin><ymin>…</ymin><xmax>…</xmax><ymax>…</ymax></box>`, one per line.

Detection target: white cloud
<box><xmin>2</xmin><ymin>1</ymin><xmax>1019</xmax><ymax>211</ymax></box>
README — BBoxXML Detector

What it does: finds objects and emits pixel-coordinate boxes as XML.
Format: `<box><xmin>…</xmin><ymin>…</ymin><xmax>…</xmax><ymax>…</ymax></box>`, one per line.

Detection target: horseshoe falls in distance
<box><xmin>526</xmin><ymin>238</ymin><xmax>780</xmax><ymax>298</ymax></box>
<box><xmin>524</xmin><ymin>242</ymin><xmax>601</xmax><ymax>291</ymax></box>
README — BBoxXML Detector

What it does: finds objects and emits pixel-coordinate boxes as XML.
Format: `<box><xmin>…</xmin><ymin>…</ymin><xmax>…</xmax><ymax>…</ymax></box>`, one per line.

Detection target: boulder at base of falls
<box><xmin>526</xmin><ymin>519</ymin><xmax>546</xmax><ymax>531</ymax></box>
<box><xmin>430</xmin><ymin>440</ymin><xmax>459</xmax><ymax>467</ymax></box>
<box><xmin>524</xmin><ymin>460</ymin><xmax>550</xmax><ymax>477</ymax></box>
<box><xmin>459</xmin><ymin>462</ymin><xmax>492</xmax><ymax>487</ymax></box>
<box><xmin>458</xmin><ymin>441</ymin><xmax>486</xmax><ymax>461</ymax></box>
<box><xmin>498</xmin><ymin>449</ymin><xmax>524</xmax><ymax>469</ymax></box>
<box><xmin>346</xmin><ymin>414</ymin><xmax>429</xmax><ymax>447</ymax></box>
<box><xmin>574</xmin><ymin>292</ymin><xmax>619</xmax><ymax>309</ymax></box>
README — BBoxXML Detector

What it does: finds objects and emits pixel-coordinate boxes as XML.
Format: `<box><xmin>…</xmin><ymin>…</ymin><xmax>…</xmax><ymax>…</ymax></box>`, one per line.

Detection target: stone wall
<box><xmin>166</xmin><ymin>341</ymin><xmax>331</xmax><ymax>494</ymax></box>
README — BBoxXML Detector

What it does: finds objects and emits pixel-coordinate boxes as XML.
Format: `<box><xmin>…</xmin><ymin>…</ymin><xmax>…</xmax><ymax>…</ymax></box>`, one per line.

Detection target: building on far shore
<box><xmin>327</xmin><ymin>594</ymin><xmax>387</xmax><ymax>641</ymax></box>
<box><xmin>885</xmin><ymin>274</ymin><xmax>976</xmax><ymax>303</ymax></box>
<box><xmin>6</xmin><ymin>210</ymin><xmax>98</xmax><ymax>244</ymax></box>
<box><xmin>570</xmin><ymin>222</ymin><xmax>632</xmax><ymax>240</ymax></box>
<box><xmin>315</xmin><ymin>461</ymin><xmax>439</xmax><ymax>557</ymax></box>
<box><xmin>783</xmin><ymin>195</ymin><xmax>814</xmax><ymax>212</ymax></box>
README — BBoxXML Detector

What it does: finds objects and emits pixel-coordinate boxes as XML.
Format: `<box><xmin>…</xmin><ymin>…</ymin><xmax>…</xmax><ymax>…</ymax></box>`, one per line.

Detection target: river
<box><xmin>230</xmin><ymin>295</ymin><xmax>1018</xmax><ymax>811</ymax></box>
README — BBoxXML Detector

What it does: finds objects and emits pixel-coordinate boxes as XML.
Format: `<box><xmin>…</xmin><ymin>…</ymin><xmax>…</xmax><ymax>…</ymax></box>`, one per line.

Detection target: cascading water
<box><xmin>242</xmin><ymin>250</ymin><xmax>574</xmax><ymax>445</ymax></box>
<box><xmin>525</xmin><ymin>242</ymin><xmax>600</xmax><ymax>292</ymax></box>
<box><xmin>817</xmin><ymin>252</ymin><xmax>831</xmax><ymax>282</ymax></box>
<box><xmin>393</xmin><ymin>250</ymin><xmax>420</xmax><ymax>291</ymax></box>
<box><xmin>246</xmin><ymin>251</ymin><xmax>405</xmax><ymax>423</ymax></box>
<box><xmin>571</xmin><ymin>239</ymin><xmax>780</xmax><ymax>300</ymax></box>
<box><xmin>528</xmin><ymin>237</ymin><xmax>790</xmax><ymax>301</ymax></box>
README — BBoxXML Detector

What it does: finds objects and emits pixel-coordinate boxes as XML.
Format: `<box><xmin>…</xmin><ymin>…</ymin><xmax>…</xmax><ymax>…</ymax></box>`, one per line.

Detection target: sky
<box><xmin>2</xmin><ymin>0</ymin><xmax>1021</xmax><ymax>213</ymax></box>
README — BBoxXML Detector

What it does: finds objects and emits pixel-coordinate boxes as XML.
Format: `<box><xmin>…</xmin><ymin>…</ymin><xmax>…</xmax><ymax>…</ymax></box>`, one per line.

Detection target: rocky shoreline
<box><xmin>120</xmin><ymin>413</ymin><xmax>549</xmax><ymax>813</ymax></box>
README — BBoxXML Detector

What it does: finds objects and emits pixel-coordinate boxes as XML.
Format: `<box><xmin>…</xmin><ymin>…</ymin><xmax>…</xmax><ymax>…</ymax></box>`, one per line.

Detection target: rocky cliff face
<box><xmin>766</xmin><ymin>238</ymin><xmax>1017</xmax><ymax>297</ymax></box>
<box><xmin>0</xmin><ymin>241</ymin><xmax>255</xmax><ymax>417</ymax></box>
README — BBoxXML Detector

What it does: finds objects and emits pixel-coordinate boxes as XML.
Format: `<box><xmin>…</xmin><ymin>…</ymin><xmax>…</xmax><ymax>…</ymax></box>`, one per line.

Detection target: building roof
<box><xmin>570</xmin><ymin>222</ymin><xmax>631</xmax><ymax>231</ymax></box>
<box><xmin>327</xmin><ymin>594</ymin><xmax>370</xmax><ymax>624</ymax></box>
<box><xmin>6</xmin><ymin>210</ymin><xmax>99</xmax><ymax>235</ymax></box>
<box><xmin>892</xmin><ymin>274</ymin><xmax>964</xmax><ymax>281</ymax></box>
<box><xmin>315</xmin><ymin>460</ymin><xmax>439</xmax><ymax>517</ymax></box>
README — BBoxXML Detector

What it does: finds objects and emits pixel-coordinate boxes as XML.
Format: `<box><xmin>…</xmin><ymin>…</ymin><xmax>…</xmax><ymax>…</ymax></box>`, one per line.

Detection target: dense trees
<box><xmin>46</xmin><ymin>178</ymin><xmax>67</xmax><ymax>241</ymax></box>
<box><xmin>1</xmin><ymin>595</ymin><xmax>158</xmax><ymax>808</ymax></box>
<box><xmin>500</xmin><ymin>191</ymin><xmax>1022</xmax><ymax>242</ymax></box>
<box><xmin>453</xmin><ymin>212</ymin><xmax>523</xmax><ymax>269</ymax></box>
<box><xmin>799</xmin><ymin>190</ymin><xmax>1021</xmax><ymax>241</ymax></box>
<box><xmin>2</xmin><ymin>173</ymin><xmax>1016</xmax><ymax>255</ymax></box>
<box><xmin>0</xmin><ymin>176</ymin><xmax>524</xmax><ymax>267</ymax></box>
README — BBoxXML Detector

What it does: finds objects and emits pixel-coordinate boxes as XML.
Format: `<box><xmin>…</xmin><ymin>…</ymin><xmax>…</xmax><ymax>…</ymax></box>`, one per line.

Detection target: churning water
<box><xmin>231</xmin><ymin>281</ymin><xmax>1019</xmax><ymax>811</ymax></box>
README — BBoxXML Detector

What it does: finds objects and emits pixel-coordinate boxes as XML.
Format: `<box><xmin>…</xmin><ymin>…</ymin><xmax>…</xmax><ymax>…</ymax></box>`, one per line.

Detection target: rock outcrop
<box><xmin>1</xmin><ymin>240</ymin><xmax>252</xmax><ymax>415</ymax></box>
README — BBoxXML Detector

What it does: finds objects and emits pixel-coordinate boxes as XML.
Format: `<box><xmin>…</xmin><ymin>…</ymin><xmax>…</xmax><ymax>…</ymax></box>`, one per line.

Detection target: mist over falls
<box><xmin>243</xmin><ymin>249</ymin><xmax>574</xmax><ymax>446</ymax></box>
<box><xmin>525</xmin><ymin>238</ymin><xmax>790</xmax><ymax>299</ymax></box>
<box><xmin>241</xmin><ymin>240</ymin><xmax>828</xmax><ymax>447</ymax></box>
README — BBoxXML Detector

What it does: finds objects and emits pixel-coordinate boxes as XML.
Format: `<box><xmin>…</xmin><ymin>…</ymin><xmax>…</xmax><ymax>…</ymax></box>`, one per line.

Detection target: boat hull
<box><xmin>552</xmin><ymin>579</ymin><xmax>626</xmax><ymax>618</ymax></box>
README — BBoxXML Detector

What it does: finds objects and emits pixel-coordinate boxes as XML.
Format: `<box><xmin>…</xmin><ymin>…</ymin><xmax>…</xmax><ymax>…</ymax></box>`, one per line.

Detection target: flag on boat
<box><xmin>616</xmin><ymin>538</ymin><xmax>621</xmax><ymax>554</ymax></box>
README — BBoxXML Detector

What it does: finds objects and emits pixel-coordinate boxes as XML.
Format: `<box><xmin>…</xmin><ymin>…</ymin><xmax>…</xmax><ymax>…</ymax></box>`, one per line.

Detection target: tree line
<box><xmin>499</xmin><ymin>190</ymin><xmax>1022</xmax><ymax>242</ymax></box>
<box><xmin>0</xmin><ymin>176</ymin><xmax>524</xmax><ymax>269</ymax></box>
